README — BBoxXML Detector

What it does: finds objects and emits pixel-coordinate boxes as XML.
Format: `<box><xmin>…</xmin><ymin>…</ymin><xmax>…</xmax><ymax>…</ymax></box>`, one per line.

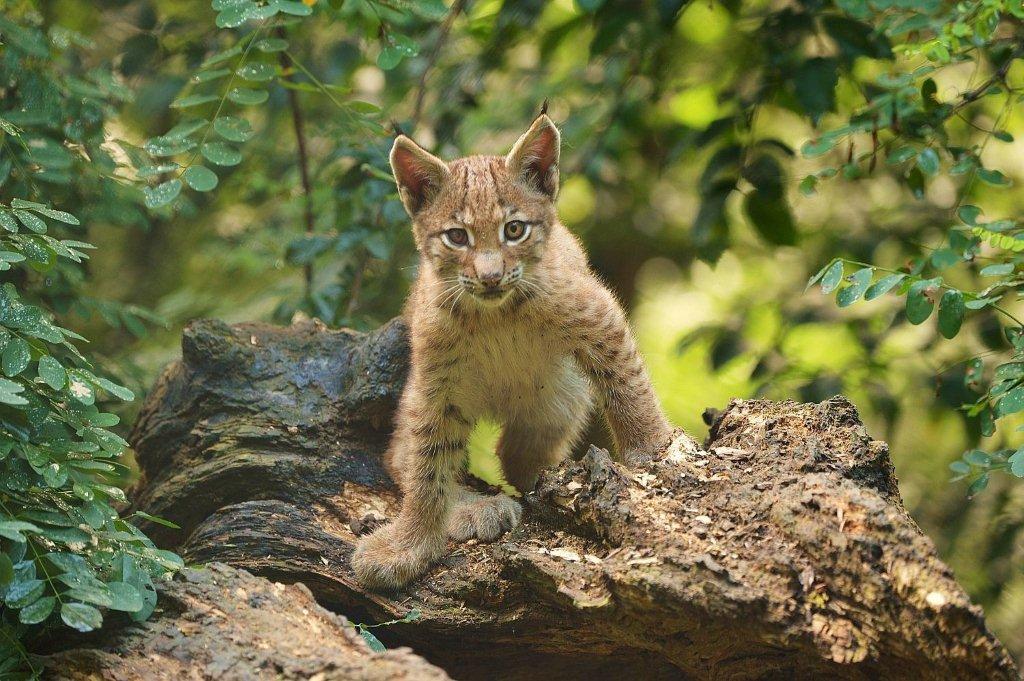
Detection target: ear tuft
<box><xmin>506</xmin><ymin>114</ymin><xmax>560</xmax><ymax>200</ymax></box>
<box><xmin>389</xmin><ymin>136</ymin><xmax>450</xmax><ymax>217</ymax></box>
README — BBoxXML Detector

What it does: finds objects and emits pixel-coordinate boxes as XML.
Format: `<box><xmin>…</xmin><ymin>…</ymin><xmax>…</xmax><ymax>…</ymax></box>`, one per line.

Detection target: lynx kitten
<box><xmin>352</xmin><ymin>111</ymin><xmax>676</xmax><ymax>590</ymax></box>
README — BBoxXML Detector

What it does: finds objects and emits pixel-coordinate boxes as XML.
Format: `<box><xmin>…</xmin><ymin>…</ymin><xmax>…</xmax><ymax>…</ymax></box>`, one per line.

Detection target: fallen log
<box><xmin>41</xmin><ymin>562</ymin><xmax>449</xmax><ymax>680</ymax></box>
<box><xmin>118</xmin><ymin>317</ymin><xmax>1017</xmax><ymax>680</ymax></box>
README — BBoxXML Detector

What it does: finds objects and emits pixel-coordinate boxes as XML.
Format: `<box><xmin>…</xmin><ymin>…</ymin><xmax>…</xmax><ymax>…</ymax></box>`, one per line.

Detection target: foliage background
<box><xmin>4</xmin><ymin>0</ymin><xmax>1024</xmax><ymax>665</ymax></box>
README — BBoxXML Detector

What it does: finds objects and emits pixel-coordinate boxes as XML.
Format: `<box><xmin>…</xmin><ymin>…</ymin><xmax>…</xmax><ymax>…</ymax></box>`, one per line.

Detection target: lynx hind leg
<box><xmin>447</xmin><ymin>486</ymin><xmax>522</xmax><ymax>542</ymax></box>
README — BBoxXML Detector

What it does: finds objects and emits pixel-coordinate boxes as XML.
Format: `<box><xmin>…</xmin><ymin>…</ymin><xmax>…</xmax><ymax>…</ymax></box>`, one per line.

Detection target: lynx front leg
<box><xmin>351</xmin><ymin>382</ymin><xmax>470</xmax><ymax>590</ymax></box>
<box><xmin>569</xmin><ymin>283</ymin><xmax>674</xmax><ymax>467</ymax></box>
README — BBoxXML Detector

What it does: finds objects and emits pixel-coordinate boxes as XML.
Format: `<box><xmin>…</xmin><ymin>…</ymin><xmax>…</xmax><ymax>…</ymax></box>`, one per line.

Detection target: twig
<box><xmin>410</xmin><ymin>0</ymin><xmax>467</xmax><ymax>127</ymax></box>
<box><xmin>277</xmin><ymin>27</ymin><xmax>315</xmax><ymax>297</ymax></box>
<box><xmin>954</xmin><ymin>44</ymin><xmax>1023</xmax><ymax>111</ymax></box>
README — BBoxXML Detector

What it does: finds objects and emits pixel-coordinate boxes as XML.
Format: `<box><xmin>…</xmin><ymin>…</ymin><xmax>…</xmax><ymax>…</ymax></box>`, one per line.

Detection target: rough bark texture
<box><xmin>117</xmin><ymin>317</ymin><xmax>1017</xmax><ymax>680</ymax></box>
<box><xmin>41</xmin><ymin>562</ymin><xmax>449</xmax><ymax>680</ymax></box>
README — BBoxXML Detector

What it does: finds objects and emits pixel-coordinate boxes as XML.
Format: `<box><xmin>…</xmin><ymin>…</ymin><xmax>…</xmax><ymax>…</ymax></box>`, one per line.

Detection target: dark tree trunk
<box><xmin>53</xmin><ymin>317</ymin><xmax>1018</xmax><ymax>680</ymax></box>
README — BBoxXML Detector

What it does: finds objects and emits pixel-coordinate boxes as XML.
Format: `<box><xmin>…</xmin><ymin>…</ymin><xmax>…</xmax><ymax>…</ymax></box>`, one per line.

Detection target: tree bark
<box><xmin>111</xmin><ymin>317</ymin><xmax>1017</xmax><ymax>680</ymax></box>
<box><xmin>41</xmin><ymin>562</ymin><xmax>449</xmax><ymax>680</ymax></box>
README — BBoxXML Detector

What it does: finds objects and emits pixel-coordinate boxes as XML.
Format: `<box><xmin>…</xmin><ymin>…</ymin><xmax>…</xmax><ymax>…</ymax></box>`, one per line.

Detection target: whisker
<box><xmin>449</xmin><ymin>289</ymin><xmax>464</xmax><ymax>316</ymax></box>
<box><xmin>428</xmin><ymin>282</ymin><xmax>462</xmax><ymax>308</ymax></box>
<box><xmin>436</xmin><ymin>286</ymin><xmax>461</xmax><ymax>309</ymax></box>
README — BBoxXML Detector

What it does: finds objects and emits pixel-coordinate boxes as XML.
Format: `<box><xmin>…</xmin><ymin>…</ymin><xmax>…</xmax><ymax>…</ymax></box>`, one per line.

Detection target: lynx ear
<box><xmin>506</xmin><ymin>114</ymin><xmax>560</xmax><ymax>200</ymax></box>
<box><xmin>390</xmin><ymin>135</ymin><xmax>450</xmax><ymax>216</ymax></box>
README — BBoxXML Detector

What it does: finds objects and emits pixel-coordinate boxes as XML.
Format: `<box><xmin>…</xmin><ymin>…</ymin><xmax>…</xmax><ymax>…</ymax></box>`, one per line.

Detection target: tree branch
<box><xmin>125</xmin><ymin>318</ymin><xmax>1020</xmax><ymax>681</ymax></box>
<box><xmin>410</xmin><ymin>0</ymin><xmax>468</xmax><ymax>128</ymax></box>
<box><xmin>277</xmin><ymin>27</ymin><xmax>315</xmax><ymax>297</ymax></box>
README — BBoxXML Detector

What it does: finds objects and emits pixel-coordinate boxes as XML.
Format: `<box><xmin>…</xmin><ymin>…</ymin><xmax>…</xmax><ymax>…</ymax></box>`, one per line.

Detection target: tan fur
<box><xmin>351</xmin><ymin>115</ymin><xmax>676</xmax><ymax>590</ymax></box>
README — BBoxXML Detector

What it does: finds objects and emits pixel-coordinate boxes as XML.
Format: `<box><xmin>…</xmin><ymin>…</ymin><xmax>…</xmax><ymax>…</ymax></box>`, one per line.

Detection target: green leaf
<box><xmin>916</xmin><ymin>148</ymin><xmax>940</xmax><ymax>175</ymax></box>
<box><xmin>836</xmin><ymin>267</ymin><xmax>872</xmax><ymax>307</ymax></box>
<box><xmin>0</xmin><ymin>211</ymin><xmax>19</xmax><ymax>233</ymax></box>
<box><xmin>930</xmin><ymin>248</ymin><xmax>959</xmax><ymax>270</ymax></box>
<box><xmin>237</xmin><ymin>62</ymin><xmax>276</xmax><ymax>82</ymax></box>
<box><xmin>37</xmin><ymin>355</ymin><xmax>66</xmax><ymax>390</ymax></box>
<box><xmin>13</xmin><ymin>210</ymin><xmax>47</xmax><ymax>234</ymax></box>
<box><xmin>743</xmin><ymin>190</ymin><xmax>797</xmax><ymax>246</ymax></box>
<box><xmin>0</xmin><ymin>554</ymin><xmax>12</xmax><ymax>585</ymax></box>
<box><xmin>92</xmin><ymin>376</ymin><xmax>135</xmax><ymax>401</ymax></box>
<box><xmin>133</xmin><ymin>511</ymin><xmax>181</xmax><ymax>529</ymax></box>
<box><xmin>793</xmin><ymin>57</ymin><xmax>838</xmax><ymax>123</ymax></box>
<box><xmin>360</xmin><ymin>627</ymin><xmax>387</xmax><ymax>652</ymax></box>
<box><xmin>978</xmin><ymin>168</ymin><xmax>1009</xmax><ymax>186</ymax></box>
<box><xmin>996</xmin><ymin>387</ymin><xmax>1024</xmax><ymax>417</ymax></box>
<box><xmin>3</xmin><ymin>338</ymin><xmax>31</xmax><ymax>376</ymax></box>
<box><xmin>216</xmin><ymin>3</ymin><xmax>258</xmax><ymax>28</ymax></box>
<box><xmin>19</xmin><ymin>595</ymin><xmax>56</xmax><ymax>624</ymax></box>
<box><xmin>994</xmin><ymin>131</ymin><xmax>1014</xmax><ymax>143</ymax></box>
<box><xmin>201</xmin><ymin>43</ymin><xmax>243</xmax><ymax>68</ymax></box>
<box><xmin>145</xmin><ymin>136</ymin><xmax>197</xmax><ymax>157</ymax></box>
<box><xmin>68</xmin><ymin>374</ymin><xmax>96</xmax><ymax>405</ymax></box>
<box><xmin>906</xmin><ymin>279</ymin><xmax>938</xmax><ymax>324</ymax></box>
<box><xmin>949</xmin><ymin>460</ymin><xmax>970</xmax><ymax>475</ymax></box>
<box><xmin>107</xmin><ymin>581</ymin><xmax>145</xmax><ymax>612</ymax></box>
<box><xmin>201</xmin><ymin>143</ymin><xmax>243</xmax><ymax>167</ymax></box>
<box><xmin>61</xmin><ymin>602</ymin><xmax>103</xmax><ymax>632</ymax></box>
<box><xmin>64</xmin><ymin>583</ymin><xmax>114</xmax><ymax>608</ymax></box>
<box><xmin>255</xmin><ymin>37</ymin><xmax>289</xmax><ymax>52</ymax></box>
<box><xmin>798</xmin><ymin>175</ymin><xmax>817</xmax><ymax>196</ymax></box>
<box><xmin>820</xmin><ymin>260</ymin><xmax>844</xmax><ymax>294</ymax></box>
<box><xmin>227</xmin><ymin>87</ymin><xmax>269</xmax><ymax>105</ymax></box>
<box><xmin>183</xmin><ymin>165</ymin><xmax>219</xmax><ymax>191</ymax></box>
<box><xmin>950</xmin><ymin>156</ymin><xmax>976</xmax><ymax>175</ymax></box>
<box><xmin>806</xmin><ymin>260</ymin><xmax>835</xmax><ymax>290</ymax></box>
<box><xmin>270</xmin><ymin>0</ymin><xmax>313</xmax><ymax>16</ymax></box>
<box><xmin>980</xmin><ymin>263</ymin><xmax>1013</xmax><ymax>276</ymax></box>
<box><xmin>937</xmin><ymin>290</ymin><xmax>965</xmax><ymax>339</ymax></box>
<box><xmin>377</xmin><ymin>46</ymin><xmax>404</xmax><ymax>70</ymax></box>
<box><xmin>193</xmin><ymin>68</ymin><xmax>232</xmax><ymax>83</ymax></box>
<box><xmin>11</xmin><ymin>199</ymin><xmax>79</xmax><ymax>225</ymax></box>
<box><xmin>995</xmin><ymin>362</ymin><xmax>1024</xmax><ymax>380</ymax></box>
<box><xmin>5</xmin><ymin>579</ymin><xmax>44</xmax><ymax>608</ymax></box>
<box><xmin>801</xmin><ymin>137</ymin><xmax>839</xmax><ymax>158</ymax></box>
<box><xmin>137</xmin><ymin>163</ymin><xmax>179</xmax><ymax>178</ymax></box>
<box><xmin>964</xmin><ymin>450</ymin><xmax>990</xmax><ymax>466</ymax></box>
<box><xmin>213</xmin><ymin>117</ymin><xmax>255</xmax><ymax>142</ymax></box>
<box><xmin>1009</xmin><ymin>449</ymin><xmax>1024</xmax><ymax>477</ymax></box>
<box><xmin>144</xmin><ymin>179</ymin><xmax>183</xmax><ymax>209</ymax></box>
<box><xmin>967</xmin><ymin>473</ymin><xmax>990</xmax><ymax>497</ymax></box>
<box><xmin>864</xmin><ymin>273</ymin><xmax>905</xmax><ymax>300</ymax></box>
<box><xmin>171</xmin><ymin>94</ymin><xmax>220</xmax><ymax>109</ymax></box>
<box><xmin>886</xmin><ymin>146</ymin><xmax>916</xmax><ymax>164</ymax></box>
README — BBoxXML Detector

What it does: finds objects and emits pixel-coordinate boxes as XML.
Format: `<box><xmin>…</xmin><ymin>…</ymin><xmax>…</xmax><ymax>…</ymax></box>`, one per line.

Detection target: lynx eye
<box><xmin>442</xmin><ymin>228</ymin><xmax>469</xmax><ymax>248</ymax></box>
<box><xmin>503</xmin><ymin>220</ymin><xmax>530</xmax><ymax>244</ymax></box>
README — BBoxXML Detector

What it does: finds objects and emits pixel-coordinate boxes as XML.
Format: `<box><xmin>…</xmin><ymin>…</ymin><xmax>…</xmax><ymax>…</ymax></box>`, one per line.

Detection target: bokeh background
<box><xmin>9</xmin><ymin>0</ymin><xmax>1024</xmax><ymax>659</ymax></box>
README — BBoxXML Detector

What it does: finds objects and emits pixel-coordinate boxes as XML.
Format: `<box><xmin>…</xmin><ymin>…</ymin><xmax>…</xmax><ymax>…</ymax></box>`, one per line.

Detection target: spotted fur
<box><xmin>351</xmin><ymin>114</ymin><xmax>676</xmax><ymax>591</ymax></box>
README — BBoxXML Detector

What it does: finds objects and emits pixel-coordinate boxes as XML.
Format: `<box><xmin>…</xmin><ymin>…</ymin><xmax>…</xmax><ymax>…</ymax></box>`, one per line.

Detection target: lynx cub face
<box><xmin>390</xmin><ymin>117</ymin><xmax>560</xmax><ymax>309</ymax></box>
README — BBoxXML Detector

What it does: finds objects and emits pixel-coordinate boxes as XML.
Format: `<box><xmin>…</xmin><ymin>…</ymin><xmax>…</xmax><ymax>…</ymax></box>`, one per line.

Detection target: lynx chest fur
<box><xmin>437</xmin><ymin>309</ymin><xmax>594</xmax><ymax>424</ymax></box>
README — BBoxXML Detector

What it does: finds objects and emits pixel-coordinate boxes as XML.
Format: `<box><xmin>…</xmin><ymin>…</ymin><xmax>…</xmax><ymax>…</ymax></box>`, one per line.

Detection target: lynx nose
<box><xmin>474</xmin><ymin>251</ymin><xmax>504</xmax><ymax>289</ymax></box>
<box><xmin>478</xmin><ymin>270</ymin><xmax>503</xmax><ymax>288</ymax></box>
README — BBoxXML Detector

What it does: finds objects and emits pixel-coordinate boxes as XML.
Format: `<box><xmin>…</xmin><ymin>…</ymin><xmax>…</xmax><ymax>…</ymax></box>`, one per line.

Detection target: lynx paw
<box><xmin>351</xmin><ymin>523</ymin><xmax>442</xmax><ymax>591</ymax></box>
<box><xmin>623</xmin><ymin>427</ymin><xmax>688</xmax><ymax>468</ymax></box>
<box><xmin>448</xmin><ymin>493</ymin><xmax>522</xmax><ymax>542</ymax></box>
